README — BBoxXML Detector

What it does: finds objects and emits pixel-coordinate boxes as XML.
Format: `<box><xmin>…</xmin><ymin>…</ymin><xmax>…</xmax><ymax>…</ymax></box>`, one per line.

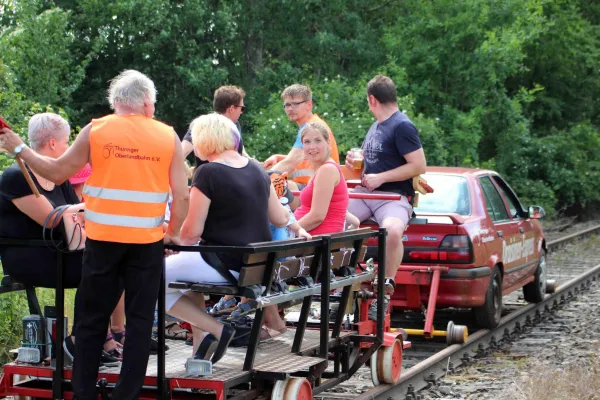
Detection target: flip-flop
<box><xmin>259</xmin><ymin>326</ymin><xmax>287</xmax><ymax>342</ymax></box>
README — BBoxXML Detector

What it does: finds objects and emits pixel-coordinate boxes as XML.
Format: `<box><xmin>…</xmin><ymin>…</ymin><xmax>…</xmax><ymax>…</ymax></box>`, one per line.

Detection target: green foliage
<box><xmin>1</xmin><ymin>0</ymin><xmax>599</xmax><ymax>217</ymax></box>
<box><xmin>0</xmin><ymin>271</ymin><xmax>76</xmax><ymax>365</ymax></box>
<box><xmin>245</xmin><ymin>73</ymin><xmax>446</xmax><ymax>166</ymax></box>
<box><xmin>0</xmin><ymin>0</ymin><xmax>87</xmax><ymax>108</ymax></box>
<box><xmin>0</xmin><ymin>286</ymin><xmax>28</xmax><ymax>364</ymax></box>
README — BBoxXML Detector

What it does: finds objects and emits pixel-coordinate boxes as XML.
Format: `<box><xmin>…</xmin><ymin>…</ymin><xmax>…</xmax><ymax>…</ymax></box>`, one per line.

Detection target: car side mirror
<box><xmin>528</xmin><ymin>205</ymin><xmax>546</xmax><ymax>219</ymax></box>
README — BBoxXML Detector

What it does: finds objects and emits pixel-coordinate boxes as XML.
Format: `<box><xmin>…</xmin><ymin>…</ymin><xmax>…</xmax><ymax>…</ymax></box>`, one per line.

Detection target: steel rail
<box><xmin>546</xmin><ymin>224</ymin><xmax>600</xmax><ymax>252</ymax></box>
<box><xmin>357</xmin><ymin>262</ymin><xmax>600</xmax><ymax>400</ymax></box>
<box><xmin>355</xmin><ymin>226</ymin><xmax>600</xmax><ymax>400</ymax></box>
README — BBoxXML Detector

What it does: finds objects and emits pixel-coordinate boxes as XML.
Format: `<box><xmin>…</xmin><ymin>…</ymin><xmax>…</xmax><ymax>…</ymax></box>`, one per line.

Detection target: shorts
<box><xmin>164</xmin><ymin>251</ymin><xmax>239</xmax><ymax>311</ymax></box>
<box><xmin>348</xmin><ymin>186</ymin><xmax>413</xmax><ymax>227</ymax></box>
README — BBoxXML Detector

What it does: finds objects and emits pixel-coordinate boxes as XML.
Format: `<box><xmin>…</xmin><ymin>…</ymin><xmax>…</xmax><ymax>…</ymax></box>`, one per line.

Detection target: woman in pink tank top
<box><xmin>294</xmin><ymin>122</ymin><xmax>349</xmax><ymax>235</ymax></box>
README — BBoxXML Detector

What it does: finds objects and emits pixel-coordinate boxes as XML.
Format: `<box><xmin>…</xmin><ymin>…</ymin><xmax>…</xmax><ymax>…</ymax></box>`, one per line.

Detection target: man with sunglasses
<box><xmin>182</xmin><ymin>85</ymin><xmax>249</xmax><ymax>165</ymax></box>
<box><xmin>264</xmin><ymin>84</ymin><xmax>339</xmax><ymax>192</ymax></box>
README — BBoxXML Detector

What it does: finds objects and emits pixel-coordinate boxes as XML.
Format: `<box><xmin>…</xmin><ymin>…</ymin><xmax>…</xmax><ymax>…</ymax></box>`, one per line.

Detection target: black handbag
<box><xmin>218</xmin><ymin>315</ymin><xmax>254</xmax><ymax>348</ymax></box>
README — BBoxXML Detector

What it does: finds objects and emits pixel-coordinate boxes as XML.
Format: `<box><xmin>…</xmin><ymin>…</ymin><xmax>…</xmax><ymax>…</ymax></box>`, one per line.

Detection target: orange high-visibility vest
<box><xmin>84</xmin><ymin>114</ymin><xmax>175</xmax><ymax>244</ymax></box>
<box><xmin>291</xmin><ymin>114</ymin><xmax>340</xmax><ymax>185</ymax></box>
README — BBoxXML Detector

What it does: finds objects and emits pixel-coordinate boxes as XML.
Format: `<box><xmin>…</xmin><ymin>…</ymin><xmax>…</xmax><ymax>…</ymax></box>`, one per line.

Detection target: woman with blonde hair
<box><xmin>164</xmin><ymin>113</ymin><xmax>290</xmax><ymax>364</ymax></box>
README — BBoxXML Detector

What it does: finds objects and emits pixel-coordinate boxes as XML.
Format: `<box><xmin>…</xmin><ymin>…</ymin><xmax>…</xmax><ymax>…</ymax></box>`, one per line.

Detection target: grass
<box><xmin>0</xmin><ymin>269</ymin><xmax>76</xmax><ymax>366</ymax></box>
<box><xmin>500</xmin><ymin>355</ymin><xmax>600</xmax><ymax>400</ymax></box>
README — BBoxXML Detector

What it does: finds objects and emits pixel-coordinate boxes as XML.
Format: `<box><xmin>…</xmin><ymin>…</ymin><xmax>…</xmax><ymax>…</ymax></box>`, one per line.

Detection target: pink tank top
<box><xmin>294</xmin><ymin>161</ymin><xmax>348</xmax><ymax>235</ymax></box>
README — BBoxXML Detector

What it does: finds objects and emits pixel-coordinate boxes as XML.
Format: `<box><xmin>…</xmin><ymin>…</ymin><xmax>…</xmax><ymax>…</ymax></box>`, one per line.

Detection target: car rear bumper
<box><xmin>390</xmin><ymin>265</ymin><xmax>491</xmax><ymax>309</ymax></box>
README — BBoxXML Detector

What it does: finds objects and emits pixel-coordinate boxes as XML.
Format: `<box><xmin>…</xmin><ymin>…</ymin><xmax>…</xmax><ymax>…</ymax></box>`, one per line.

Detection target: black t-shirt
<box><xmin>184</xmin><ymin>121</ymin><xmax>244</xmax><ymax>167</ymax></box>
<box><xmin>0</xmin><ymin>163</ymin><xmax>80</xmax><ymax>240</ymax></box>
<box><xmin>362</xmin><ymin>111</ymin><xmax>422</xmax><ymax>196</ymax></box>
<box><xmin>193</xmin><ymin>160</ymin><xmax>272</xmax><ymax>271</ymax></box>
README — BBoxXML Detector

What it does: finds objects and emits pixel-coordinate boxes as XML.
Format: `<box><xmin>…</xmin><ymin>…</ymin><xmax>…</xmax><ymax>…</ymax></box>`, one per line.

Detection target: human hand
<box><xmin>163</xmin><ymin>233</ymin><xmax>182</xmax><ymax>256</ymax></box>
<box><xmin>263</xmin><ymin>155</ymin><xmax>280</xmax><ymax>169</ymax></box>
<box><xmin>362</xmin><ymin>174</ymin><xmax>385</xmax><ymax>191</ymax></box>
<box><xmin>297</xmin><ymin>228</ymin><xmax>312</xmax><ymax>240</ymax></box>
<box><xmin>0</xmin><ymin>128</ymin><xmax>25</xmax><ymax>154</ymax></box>
<box><xmin>345</xmin><ymin>150</ymin><xmax>356</xmax><ymax>169</ymax></box>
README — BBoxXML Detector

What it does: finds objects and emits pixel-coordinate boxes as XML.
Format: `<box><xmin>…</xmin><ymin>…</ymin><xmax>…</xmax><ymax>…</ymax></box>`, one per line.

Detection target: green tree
<box><xmin>0</xmin><ymin>0</ymin><xmax>87</xmax><ymax>108</ymax></box>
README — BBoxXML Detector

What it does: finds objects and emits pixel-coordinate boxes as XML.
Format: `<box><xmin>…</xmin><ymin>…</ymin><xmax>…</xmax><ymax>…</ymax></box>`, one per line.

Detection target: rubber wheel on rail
<box><xmin>523</xmin><ymin>250</ymin><xmax>547</xmax><ymax>303</ymax></box>
<box><xmin>271</xmin><ymin>377</ymin><xmax>313</xmax><ymax>400</ymax></box>
<box><xmin>473</xmin><ymin>266</ymin><xmax>502</xmax><ymax>328</ymax></box>
<box><xmin>370</xmin><ymin>338</ymin><xmax>403</xmax><ymax>386</ymax></box>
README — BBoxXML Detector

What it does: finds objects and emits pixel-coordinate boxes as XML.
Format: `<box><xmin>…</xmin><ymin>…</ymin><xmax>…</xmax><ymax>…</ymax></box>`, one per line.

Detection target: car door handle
<box><xmin>519</xmin><ymin>227</ymin><xmax>524</xmax><ymax>233</ymax></box>
<box><xmin>497</xmin><ymin>231</ymin><xmax>503</xmax><ymax>238</ymax></box>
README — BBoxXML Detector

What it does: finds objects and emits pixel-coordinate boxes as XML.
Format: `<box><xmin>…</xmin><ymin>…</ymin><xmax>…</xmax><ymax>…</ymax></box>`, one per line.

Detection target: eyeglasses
<box><xmin>283</xmin><ymin>100</ymin><xmax>307</xmax><ymax>109</ymax></box>
<box><xmin>234</xmin><ymin>105</ymin><xmax>246</xmax><ymax>112</ymax></box>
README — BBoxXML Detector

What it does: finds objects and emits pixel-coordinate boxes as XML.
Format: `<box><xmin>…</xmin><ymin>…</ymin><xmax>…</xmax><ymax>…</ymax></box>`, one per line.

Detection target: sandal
<box><xmin>259</xmin><ymin>326</ymin><xmax>287</xmax><ymax>342</ymax></box>
<box><xmin>111</xmin><ymin>330</ymin><xmax>126</xmax><ymax>346</ymax></box>
<box><xmin>210</xmin><ymin>297</ymin><xmax>238</xmax><ymax>316</ymax></box>
<box><xmin>164</xmin><ymin>322</ymin><xmax>188</xmax><ymax>340</ymax></box>
<box><xmin>103</xmin><ymin>334</ymin><xmax>123</xmax><ymax>364</ymax></box>
<box><xmin>229</xmin><ymin>300</ymin><xmax>258</xmax><ymax>319</ymax></box>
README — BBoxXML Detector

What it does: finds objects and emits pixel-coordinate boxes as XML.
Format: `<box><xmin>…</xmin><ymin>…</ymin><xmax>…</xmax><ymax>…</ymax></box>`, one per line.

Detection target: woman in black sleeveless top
<box><xmin>164</xmin><ymin>114</ymin><xmax>290</xmax><ymax>364</ymax></box>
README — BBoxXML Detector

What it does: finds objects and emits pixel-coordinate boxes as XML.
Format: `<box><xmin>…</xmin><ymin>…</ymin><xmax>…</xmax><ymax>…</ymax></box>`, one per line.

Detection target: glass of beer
<box><xmin>351</xmin><ymin>148</ymin><xmax>364</xmax><ymax>170</ymax></box>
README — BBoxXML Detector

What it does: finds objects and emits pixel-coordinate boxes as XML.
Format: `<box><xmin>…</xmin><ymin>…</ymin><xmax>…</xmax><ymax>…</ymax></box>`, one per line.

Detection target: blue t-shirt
<box><xmin>292</xmin><ymin>124</ymin><xmax>307</xmax><ymax>149</ymax></box>
<box><xmin>362</xmin><ymin>111</ymin><xmax>422</xmax><ymax>196</ymax></box>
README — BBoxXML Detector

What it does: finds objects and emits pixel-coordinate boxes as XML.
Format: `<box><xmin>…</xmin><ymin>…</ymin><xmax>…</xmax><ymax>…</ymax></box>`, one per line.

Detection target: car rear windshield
<box><xmin>414</xmin><ymin>174</ymin><xmax>471</xmax><ymax>215</ymax></box>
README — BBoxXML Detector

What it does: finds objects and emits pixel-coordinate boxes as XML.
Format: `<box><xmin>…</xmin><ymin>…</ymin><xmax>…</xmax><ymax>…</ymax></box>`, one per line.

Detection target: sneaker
<box><xmin>210</xmin><ymin>297</ymin><xmax>238</xmax><ymax>316</ymax></box>
<box><xmin>368</xmin><ymin>296</ymin><xmax>390</xmax><ymax>321</ymax></box>
<box><xmin>63</xmin><ymin>336</ymin><xmax>75</xmax><ymax>362</ymax></box>
<box><xmin>373</xmin><ymin>278</ymin><xmax>396</xmax><ymax>296</ymax></box>
<box><xmin>101</xmin><ymin>349</ymin><xmax>121</xmax><ymax>367</ymax></box>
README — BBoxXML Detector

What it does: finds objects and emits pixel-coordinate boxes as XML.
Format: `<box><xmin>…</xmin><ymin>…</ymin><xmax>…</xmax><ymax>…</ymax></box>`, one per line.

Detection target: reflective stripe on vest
<box><xmin>85</xmin><ymin>210</ymin><xmax>164</xmax><ymax>229</ymax></box>
<box><xmin>83</xmin><ymin>185</ymin><xmax>169</xmax><ymax>204</ymax></box>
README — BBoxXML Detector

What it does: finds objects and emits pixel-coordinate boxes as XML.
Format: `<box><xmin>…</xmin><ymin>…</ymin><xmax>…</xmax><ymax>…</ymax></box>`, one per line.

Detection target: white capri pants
<box><xmin>164</xmin><ymin>251</ymin><xmax>239</xmax><ymax>311</ymax></box>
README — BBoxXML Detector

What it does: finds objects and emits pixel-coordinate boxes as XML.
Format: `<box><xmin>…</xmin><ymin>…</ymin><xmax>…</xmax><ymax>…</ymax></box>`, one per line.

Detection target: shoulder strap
<box><xmin>200</xmin><ymin>251</ymin><xmax>239</xmax><ymax>285</ymax></box>
<box><xmin>42</xmin><ymin>205</ymin><xmax>69</xmax><ymax>250</ymax></box>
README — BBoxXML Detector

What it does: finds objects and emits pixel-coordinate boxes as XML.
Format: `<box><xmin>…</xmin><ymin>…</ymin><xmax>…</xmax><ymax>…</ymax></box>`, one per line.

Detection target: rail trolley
<box><xmin>0</xmin><ymin>227</ymin><xmax>409</xmax><ymax>399</ymax></box>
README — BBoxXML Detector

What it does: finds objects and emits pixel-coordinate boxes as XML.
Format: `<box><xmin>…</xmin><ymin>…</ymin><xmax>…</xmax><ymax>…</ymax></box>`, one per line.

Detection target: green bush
<box><xmin>245</xmin><ymin>73</ymin><xmax>444</xmax><ymax>165</ymax></box>
<box><xmin>0</xmin><ymin>270</ymin><xmax>76</xmax><ymax>365</ymax></box>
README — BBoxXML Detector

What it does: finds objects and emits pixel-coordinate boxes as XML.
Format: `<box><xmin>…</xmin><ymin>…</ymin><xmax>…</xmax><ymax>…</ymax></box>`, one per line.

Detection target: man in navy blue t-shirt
<box><xmin>346</xmin><ymin>75</ymin><xmax>427</xmax><ymax>320</ymax></box>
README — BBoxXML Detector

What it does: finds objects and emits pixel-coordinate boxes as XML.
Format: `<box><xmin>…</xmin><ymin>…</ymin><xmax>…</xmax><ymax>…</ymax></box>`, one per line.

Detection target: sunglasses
<box><xmin>235</xmin><ymin>105</ymin><xmax>246</xmax><ymax>112</ymax></box>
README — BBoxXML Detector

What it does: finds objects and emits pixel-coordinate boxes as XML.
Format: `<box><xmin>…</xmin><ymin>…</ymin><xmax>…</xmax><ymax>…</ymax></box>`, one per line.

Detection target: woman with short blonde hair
<box><xmin>164</xmin><ymin>114</ymin><xmax>290</xmax><ymax>364</ymax></box>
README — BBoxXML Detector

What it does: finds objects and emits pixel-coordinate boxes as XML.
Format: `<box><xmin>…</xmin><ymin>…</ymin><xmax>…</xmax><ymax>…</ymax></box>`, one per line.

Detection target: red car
<box><xmin>363</xmin><ymin>167</ymin><xmax>547</xmax><ymax>330</ymax></box>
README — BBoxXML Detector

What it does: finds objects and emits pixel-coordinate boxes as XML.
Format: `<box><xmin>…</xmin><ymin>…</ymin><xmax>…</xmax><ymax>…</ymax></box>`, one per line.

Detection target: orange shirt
<box><xmin>291</xmin><ymin>114</ymin><xmax>339</xmax><ymax>185</ymax></box>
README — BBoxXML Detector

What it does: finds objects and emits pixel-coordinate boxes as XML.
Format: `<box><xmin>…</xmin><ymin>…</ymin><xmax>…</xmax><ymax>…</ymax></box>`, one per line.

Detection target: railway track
<box><xmin>317</xmin><ymin>224</ymin><xmax>600</xmax><ymax>400</ymax></box>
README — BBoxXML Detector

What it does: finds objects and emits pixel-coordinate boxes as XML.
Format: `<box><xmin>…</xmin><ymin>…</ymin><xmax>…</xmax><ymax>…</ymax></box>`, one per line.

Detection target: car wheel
<box><xmin>473</xmin><ymin>266</ymin><xmax>502</xmax><ymax>328</ymax></box>
<box><xmin>523</xmin><ymin>250</ymin><xmax>547</xmax><ymax>303</ymax></box>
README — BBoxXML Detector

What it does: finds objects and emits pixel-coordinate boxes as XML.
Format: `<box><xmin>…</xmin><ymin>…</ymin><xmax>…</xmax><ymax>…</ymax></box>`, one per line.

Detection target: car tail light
<box><xmin>408</xmin><ymin>235</ymin><xmax>473</xmax><ymax>263</ymax></box>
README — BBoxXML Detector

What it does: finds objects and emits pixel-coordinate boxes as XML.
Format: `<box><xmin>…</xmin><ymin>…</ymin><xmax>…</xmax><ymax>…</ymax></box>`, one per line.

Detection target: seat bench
<box><xmin>169</xmin><ymin>244</ymin><xmax>368</xmax><ymax>300</ymax></box>
<box><xmin>166</xmin><ymin>228</ymin><xmax>379</xmax><ymax>372</ymax></box>
<box><xmin>0</xmin><ymin>275</ymin><xmax>44</xmax><ymax>316</ymax></box>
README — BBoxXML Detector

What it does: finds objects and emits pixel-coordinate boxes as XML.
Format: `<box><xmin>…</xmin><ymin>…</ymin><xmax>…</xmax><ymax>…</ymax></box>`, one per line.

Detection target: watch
<box><xmin>13</xmin><ymin>144</ymin><xmax>27</xmax><ymax>156</ymax></box>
